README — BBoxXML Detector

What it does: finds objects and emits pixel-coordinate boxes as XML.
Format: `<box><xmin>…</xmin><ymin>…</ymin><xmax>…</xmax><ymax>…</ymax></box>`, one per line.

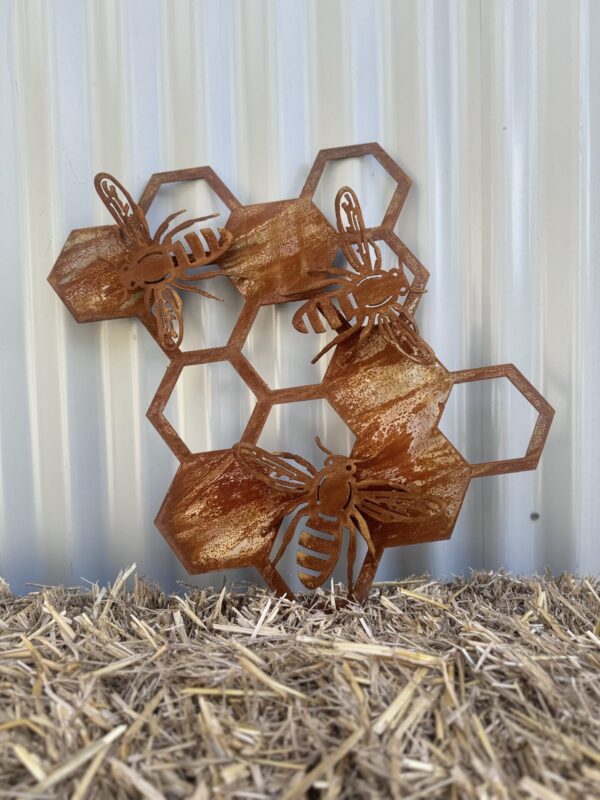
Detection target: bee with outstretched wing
<box><xmin>292</xmin><ymin>186</ymin><xmax>435</xmax><ymax>365</ymax></box>
<box><xmin>234</xmin><ymin>438</ymin><xmax>445</xmax><ymax>596</ymax></box>
<box><xmin>95</xmin><ymin>173</ymin><xmax>233</xmax><ymax>351</ymax></box>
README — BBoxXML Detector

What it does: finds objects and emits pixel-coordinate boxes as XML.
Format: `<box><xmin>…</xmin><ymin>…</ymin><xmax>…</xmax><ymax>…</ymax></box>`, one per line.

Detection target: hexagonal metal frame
<box><xmin>446</xmin><ymin>364</ymin><xmax>554</xmax><ymax>478</ymax></box>
<box><xmin>47</xmin><ymin>143</ymin><xmax>555</xmax><ymax>602</ymax></box>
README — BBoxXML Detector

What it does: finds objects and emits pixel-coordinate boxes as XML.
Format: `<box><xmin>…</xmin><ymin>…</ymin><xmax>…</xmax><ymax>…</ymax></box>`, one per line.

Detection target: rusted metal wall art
<box><xmin>48</xmin><ymin>143</ymin><xmax>554</xmax><ymax>601</ymax></box>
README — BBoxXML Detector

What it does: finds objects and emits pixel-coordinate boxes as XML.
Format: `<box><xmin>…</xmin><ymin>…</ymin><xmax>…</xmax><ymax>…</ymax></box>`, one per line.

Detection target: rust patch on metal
<box><xmin>220</xmin><ymin>198</ymin><xmax>339</xmax><ymax>305</ymax></box>
<box><xmin>48</xmin><ymin>226</ymin><xmax>145</xmax><ymax>321</ymax></box>
<box><xmin>48</xmin><ymin>143</ymin><xmax>554</xmax><ymax>602</ymax></box>
<box><xmin>155</xmin><ymin>451</ymin><xmax>288</xmax><ymax>573</ymax></box>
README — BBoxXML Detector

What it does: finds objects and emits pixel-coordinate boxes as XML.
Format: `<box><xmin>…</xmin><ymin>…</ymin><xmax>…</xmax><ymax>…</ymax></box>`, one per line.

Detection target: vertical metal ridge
<box><xmin>479</xmin><ymin>0</ymin><xmax>542</xmax><ymax>574</ymax></box>
<box><xmin>0</xmin><ymin>0</ymin><xmax>38</xmax><ymax>588</ymax></box>
<box><xmin>535</xmin><ymin>0</ymin><xmax>581</xmax><ymax>575</ymax></box>
<box><xmin>16</xmin><ymin>0</ymin><xmax>77</xmax><ymax>586</ymax></box>
<box><xmin>576</xmin><ymin>0</ymin><xmax>600</xmax><ymax>574</ymax></box>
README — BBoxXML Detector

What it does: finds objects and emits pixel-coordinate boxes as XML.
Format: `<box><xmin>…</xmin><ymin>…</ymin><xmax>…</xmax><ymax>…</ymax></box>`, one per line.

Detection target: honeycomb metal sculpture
<box><xmin>48</xmin><ymin>143</ymin><xmax>554</xmax><ymax>602</ymax></box>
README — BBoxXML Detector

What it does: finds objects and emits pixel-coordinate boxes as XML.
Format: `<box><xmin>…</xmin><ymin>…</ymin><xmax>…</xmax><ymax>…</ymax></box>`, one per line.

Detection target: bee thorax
<box><xmin>354</xmin><ymin>271</ymin><xmax>405</xmax><ymax>309</ymax></box>
<box><xmin>315</xmin><ymin>473</ymin><xmax>355</xmax><ymax>516</ymax></box>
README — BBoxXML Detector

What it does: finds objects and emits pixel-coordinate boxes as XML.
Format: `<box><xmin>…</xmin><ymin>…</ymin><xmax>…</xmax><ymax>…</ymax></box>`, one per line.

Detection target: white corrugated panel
<box><xmin>0</xmin><ymin>0</ymin><xmax>597</xmax><ymax>594</ymax></box>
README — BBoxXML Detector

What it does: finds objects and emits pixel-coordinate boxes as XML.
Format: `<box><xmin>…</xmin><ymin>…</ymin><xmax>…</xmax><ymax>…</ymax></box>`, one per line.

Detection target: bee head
<box><xmin>315</xmin><ymin>437</ymin><xmax>357</xmax><ymax>474</ymax></box>
<box><xmin>387</xmin><ymin>265</ymin><xmax>411</xmax><ymax>297</ymax></box>
<box><xmin>120</xmin><ymin>263</ymin><xmax>141</xmax><ymax>291</ymax></box>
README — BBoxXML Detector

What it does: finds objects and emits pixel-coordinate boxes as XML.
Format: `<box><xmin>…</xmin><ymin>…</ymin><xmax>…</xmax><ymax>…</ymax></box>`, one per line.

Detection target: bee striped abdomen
<box><xmin>337</xmin><ymin>291</ymin><xmax>357</xmax><ymax>321</ymax></box>
<box><xmin>296</xmin><ymin>526</ymin><xmax>342</xmax><ymax>591</ymax></box>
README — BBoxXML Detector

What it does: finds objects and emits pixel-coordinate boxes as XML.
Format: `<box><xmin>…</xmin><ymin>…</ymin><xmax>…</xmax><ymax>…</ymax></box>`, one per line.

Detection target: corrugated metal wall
<box><xmin>1</xmin><ymin>0</ymin><xmax>598</xmax><ymax>594</ymax></box>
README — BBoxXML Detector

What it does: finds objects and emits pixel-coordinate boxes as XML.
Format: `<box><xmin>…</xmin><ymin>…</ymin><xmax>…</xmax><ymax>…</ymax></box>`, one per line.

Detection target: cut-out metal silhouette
<box><xmin>48</xmin><ymin>143</ymin><xmax>555</xmax><ymax>603</ymax></box>
<box><xmin>95</xmin><ymin>173</ymin><xmax>233</xmax><ymax>351</ymax></box>
<box><xmin>292</xmin><ymin>186</ymin><xmax>435</xmax><ymax>364</ymax></box>
<box><xmin>234</xmin><ymin>438</ymin><xmax>444</xmax><ymax>595</ymax></box>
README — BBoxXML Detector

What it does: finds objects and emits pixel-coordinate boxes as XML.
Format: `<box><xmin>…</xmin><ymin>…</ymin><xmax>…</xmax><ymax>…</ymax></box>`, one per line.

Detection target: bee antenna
<box><xmin>315</xmin><ymin>437</ymin><xmax>333</xmax><ymax>455</ymax></box>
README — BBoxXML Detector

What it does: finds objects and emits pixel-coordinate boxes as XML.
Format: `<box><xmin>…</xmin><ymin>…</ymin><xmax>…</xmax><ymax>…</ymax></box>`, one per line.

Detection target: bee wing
<box><xmin>357</xmin><ymin>483</ymin><xmax>445</xmax><ymax>523</ymax></box>
<box><xmin>233</xmin><ymin>443</ymin><xmax>312</xmax><ymax>496</ymax></box>
<box><xmin>155</xmin><ymin>285</ymin><xmax>183</xmax><ymax>351</ymax></box>
<box><xmin>380</xmin><ymin>309</ymin><xmax>436</xmax><ymax>365</ymax></box>
<box><xmin>94</xmin><ymin>172</ymin><xmax>151</xmax><ymax>247</ymax></box>
<box><xmin>335</xmin><ymin>186</ymin><xmax>380</xmax><ymax>275</ymax></box>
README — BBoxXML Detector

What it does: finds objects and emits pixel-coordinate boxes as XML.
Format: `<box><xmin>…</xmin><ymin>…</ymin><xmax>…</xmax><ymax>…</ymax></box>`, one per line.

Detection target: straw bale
<box><xmin>0</xmin><ymin>568</ymin><xmax>598</xmax><ymax>798</ymax></box>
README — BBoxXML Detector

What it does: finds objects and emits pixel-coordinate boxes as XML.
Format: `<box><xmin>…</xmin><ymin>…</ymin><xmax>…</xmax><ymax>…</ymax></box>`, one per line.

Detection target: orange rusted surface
<box><xmin>220</xmin><ymin>198</ymin><xmax>340</xmax><ymax>305</ymax></box>
<box><xmin>48</xmin><ymin>226</ymin><xmax>145</xmax><ymax>322</ymax></box>
<box><xmin>48</xmin><ymin>143</ymin><xmax>555</xmax><ymax>601</ymax></box>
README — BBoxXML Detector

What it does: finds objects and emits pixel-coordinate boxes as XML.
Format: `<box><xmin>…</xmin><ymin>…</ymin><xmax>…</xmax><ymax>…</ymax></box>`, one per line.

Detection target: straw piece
<box><xmin>238</xmin><ymin>656</ymin><xmax>309</xmax><ymax>701</ymax></box>
<box><xmin>71</xmin><ymin>743</ymin><xmax>113</xmax><ymax>800</ymax></box>
<box><xmin>519</xmin><ymin>776</ymin><xmax>564</xmax><ymax>800</ymax></box>
<box><xmin>396</xmin><ymin>588</ymin><xmax>450</xmax><ymax>610</ymax></box>
<box><xmin>32</xmin><ymin>725</ymin><xmax>127</xmax><ymax>792</ymax></box>
<box><xmin>182</xmin><ymin>688</ymin><xmax>278</xmax><ymax>698</ymax></box>
<box><xmin>281</xmin><ymin>727</ymin><xmax>365</xmax><ymax>800</ymax></box>
<box><xmin>297</xmin><ymin>636</ymin><xmax>444</xmax><ymax>668</ymax></box>
<box><xmin>42</xmin><ymin>596</ymin><xmax>76</xmax><ymax>642</ymax></box>
<box><xmin>372</xmin><ymin>667</ymin><xmax>429</xmax><ymax>735</ymax></box>
<box><xmin>110</xmin><ymin>758</ymin><xmax>165</xmax><ymax>799</ymax></box>
<box><xmin>13</xmin><ymin>744</ymin><xmax>47</xmax><ymax>781</ymax></box>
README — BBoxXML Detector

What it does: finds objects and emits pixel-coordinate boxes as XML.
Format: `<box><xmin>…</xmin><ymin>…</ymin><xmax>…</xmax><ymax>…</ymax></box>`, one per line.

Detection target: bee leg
<box><xmin>357</xmin><ymin>314</ymin><xmax>375</xmax><ymax>341</ymax></box>
<box><xmin>173</xmin><ymin>281</ymin><xmax>223</xmax><ymax>302</ymax></box>
<box><xmin>389</xmin><ymin>303</ymin><xmax>418</xmax><ymax>327</ymax></box>
<box><xmin>144</xmin><ymin>288</ymin><xmax>154</xmax><ymax>314</ymax></box>
<box><xmin>380</xmin><ymin>314</ymin><xmax>408</xmax><ymax>352</ymax></box>
<box><xmin>180</xmin><ymin>268</ymin><xmax>222</xmax><ymax>282</ymax></box>
<box><xmin>381</xmin><ymin>312</ymin><xmax>435</xmax><ymax>364</ymax></box>
<box><xmin>271</xmin><ymin>507</ymin><xmax>307</xmax><ymax>569</ymax></box>
<box><xmin>347</xmin><ymin>522</ymin><xmax>357</xmax><ymax>597</ymax></box>
<box><xmin>351</xmin><ymin>509</ymin><xmax>376</xmax><ymax>558</ymax></box>
<box><xmin>160</xmin><ymin>212</ymin><xmax>219</xmax><ymax>245</ymax></box>
<box><xmin>311</xmin><ymin>321</ymin><xmax>361</xmax><ymax>364</ymax></box>
<box><xmin>153</xmin><ymin>210</ymin><xmax>186</xmax><ymax>243</ymax></box>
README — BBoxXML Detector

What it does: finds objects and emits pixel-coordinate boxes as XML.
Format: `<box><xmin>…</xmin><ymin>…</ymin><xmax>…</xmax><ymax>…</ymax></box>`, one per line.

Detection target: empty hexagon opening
<box><xmin>438</xmin><ymin>377</ymin><xmax>537</xmax><ymax>466</ymax></box>
<box><xmin>144</xmin><ymin>178</ymin><xmax>232</xmax><ymax>245</ymax></box>
<box><xmin>312</xmin><ymin>155</ymin><xmax>398</xmax><ymax>229</ymax></box>
<box><xmin>259</xmin><ymin>398</ymin><xmax>355</xmax><ymax>466</ymax></box>
<box><xmin>178</xmin><ymin>275</ymin><xmax>244</xmax><ymax>351</ymax></box>
<box><xmin>242</xmin><ymin>301</ymin><xmax>337</xmax><ymax>389</ymax></box>
<box><xmin>163</xmin><ymin>361</ymin><xmax>254</xmax><ymax>453</ymax></box>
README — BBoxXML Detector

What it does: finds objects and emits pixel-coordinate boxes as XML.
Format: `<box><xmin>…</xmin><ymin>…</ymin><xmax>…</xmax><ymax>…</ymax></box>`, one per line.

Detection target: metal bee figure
<box><xmin>95</xmin><ymin>173</ymin><xmax>233</xmax><ymax>351</ymax></box>
<box><xmin>292</xmin><ymin>186</ymin><xmax>435</xmax><ymax>365</ymax></box>
<box><xmin>234</xmin><ymin>438</ymin><xmax>444</xmax><ymax>595</ymax></box>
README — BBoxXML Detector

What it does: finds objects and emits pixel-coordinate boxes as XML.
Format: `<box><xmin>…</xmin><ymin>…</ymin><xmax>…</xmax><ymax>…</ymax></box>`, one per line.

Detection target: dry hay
<box><xmin>0</xmin><ymin>567</ymin><xmax>599</xmax><ymax>799</ymax></box>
